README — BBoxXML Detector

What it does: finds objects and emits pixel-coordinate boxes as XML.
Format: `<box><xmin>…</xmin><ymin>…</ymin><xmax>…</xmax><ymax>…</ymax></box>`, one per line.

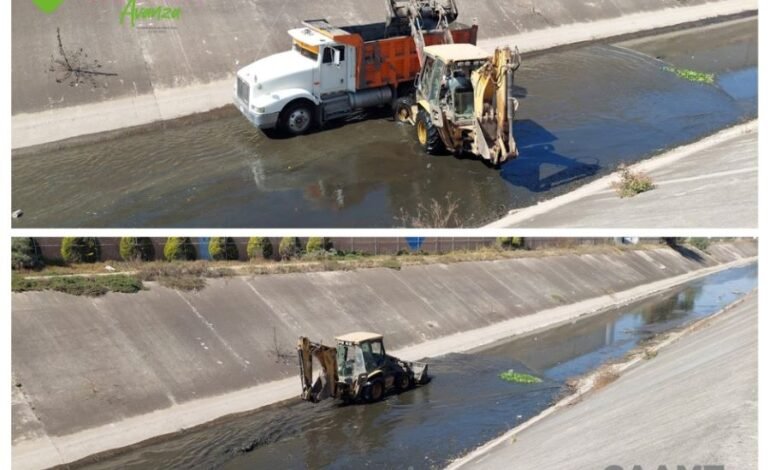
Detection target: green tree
<box><xmin>688</xmin><ymin>237</ymin><xmax>710</xmax><ymax>252</ymax></box>
<box><xmin>163</xmin><ymin>237</ymin><xmax>197</xmax><ymax>261</ymax></box>
<box><xmin>279</xmin><ymin>237</ymin><xmax>301</xmax><ymax>260</ymax></box>
<box><xmin>247</xmin><ymin>237</ymin><xmax>273</xmax><ymax>260</ymax></box>
<box><xmin>61</xmin><ymin>237</ymin><xmax>101</xmax><ymax>263</ymax></box>
<box><xmin>119</xmin><ymin>237</ymin><xmax>155</xmax><ymax>261</ymax></box>
<box><xmin>208</xmin><ymin>237</ymin><xmax>239</xmax><ymax>261</ymax></box>
<box><xmin>11</xmin><ymin>238</ymin><xmax>41</xmax><ymax>270</ymax></box>
<box><xmin>496</xmin><ymin>237</ymin><xmax>524</xmax><ymax>250</ymax></box>
<box><xmin>306</xmin><ymin>237</ymin><xmax>333</xmax><ymax>253</ymax></box>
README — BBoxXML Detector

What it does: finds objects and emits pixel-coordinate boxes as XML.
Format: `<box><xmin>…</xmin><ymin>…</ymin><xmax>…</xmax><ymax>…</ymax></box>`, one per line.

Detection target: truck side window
<box><xmin>323</xmin><ymin>46</ymin><xmax>346</xmax><ymax>64</ymax></box>
<box><xmin>323</xmin><ymin>47</ymin><xmax>333</xmax><ymax>64</ymax></box>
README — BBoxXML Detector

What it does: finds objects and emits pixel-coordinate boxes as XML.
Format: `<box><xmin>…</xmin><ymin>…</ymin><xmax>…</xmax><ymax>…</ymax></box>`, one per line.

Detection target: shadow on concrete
<box><xmin>500</xmin><ymin>119</ymin><xmax>600</xmax><ymax>192</ymax></box>
<box><xmin>664</xmin><ymin>239</ymin><xmax>706</xmax><ymax>263</ymax></box>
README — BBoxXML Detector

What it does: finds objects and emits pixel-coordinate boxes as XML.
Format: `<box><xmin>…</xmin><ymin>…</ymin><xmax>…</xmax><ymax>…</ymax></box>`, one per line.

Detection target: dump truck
<box><xmin>234</xmin><ymin>0</ymin><xmax>475</xmax><ymax>136</ymax></box>
<box><xmin>298</xmin><ymin>332</ymin><xmax>429</xmax><ymax>403</ymax></box>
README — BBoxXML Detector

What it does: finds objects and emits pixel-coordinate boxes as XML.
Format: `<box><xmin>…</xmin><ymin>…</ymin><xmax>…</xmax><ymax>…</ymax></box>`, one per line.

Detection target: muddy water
<box><xmin>12</xmin><ymin>19</ymin><xmax>756</xmax><ymax>228</ymax></box>
<box><xmin>76</xmin><ymin>263</ymin><xmax>757</xmax><ymax>470</ymax></box>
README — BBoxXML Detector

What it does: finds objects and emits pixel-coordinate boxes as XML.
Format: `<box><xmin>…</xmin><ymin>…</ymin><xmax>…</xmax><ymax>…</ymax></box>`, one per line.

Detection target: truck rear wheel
<box><xmin>416</xmin><ymin>109</ymin><xmax>446</xmax><ymax>155</ymax></box>
<box><xmin>279</xmin><ymin>100</ymin><xmax>314</xmax><ymax>136</ymax></box>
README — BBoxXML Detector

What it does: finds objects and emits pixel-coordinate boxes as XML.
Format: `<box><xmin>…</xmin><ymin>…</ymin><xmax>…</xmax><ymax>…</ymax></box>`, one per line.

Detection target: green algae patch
<box><xmin>499</xmin><ymin>370</ymin><xmax>543</xmax><ymax>384</ymax></box>
<box><xmin>664</xmin><ymin>67</ymin><xmax>715</xmax><ymax>84</ymax></box>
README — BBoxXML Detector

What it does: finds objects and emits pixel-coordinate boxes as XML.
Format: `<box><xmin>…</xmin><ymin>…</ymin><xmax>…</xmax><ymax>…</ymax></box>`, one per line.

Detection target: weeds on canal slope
<box><xmin>137</xmin><ymin>262</ymin><xmax>234</xmax><ymax>291</ymax></box>
<box><xmin>612</xmin><ymin>165</ymin><xmax>656</xmax><ymax>198</ymax></box>
<box><xmin>11</xmin><ymin>273</ymin><xmax>143</xmax><ymax>296</ymax></box>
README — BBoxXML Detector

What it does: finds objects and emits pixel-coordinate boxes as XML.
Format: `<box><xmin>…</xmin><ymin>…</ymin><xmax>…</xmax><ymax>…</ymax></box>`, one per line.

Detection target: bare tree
<box><xmin>48</xmin><ymin>28</ymin><xmax>117</xmax><ymax>88</ymax></box>
<box><xmin>269</xmin><ymin>327</ymin><xmax>294</xmax><ymax>365</ymax></box>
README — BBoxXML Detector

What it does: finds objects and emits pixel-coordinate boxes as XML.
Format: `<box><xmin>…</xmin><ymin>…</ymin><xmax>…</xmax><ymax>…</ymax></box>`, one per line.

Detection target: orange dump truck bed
<box><xmin>303</xmin><ymin>19</ymin><xmax>478</xmax><ymax>91</ymax></box>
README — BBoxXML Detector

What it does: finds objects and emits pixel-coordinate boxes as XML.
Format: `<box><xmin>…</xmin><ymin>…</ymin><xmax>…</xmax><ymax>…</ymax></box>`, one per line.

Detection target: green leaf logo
<box><xmin>32</xmin><ymin>0</ymin><xmax>64</xmax><ymax>14</ymax></box>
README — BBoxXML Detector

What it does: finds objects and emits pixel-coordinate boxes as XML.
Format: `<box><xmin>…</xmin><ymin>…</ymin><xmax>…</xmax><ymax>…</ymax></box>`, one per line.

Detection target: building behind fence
<box><xmin>30</xmin><ymin>237</ymin><xmax>653</xmax><ymax>263</ymax></box>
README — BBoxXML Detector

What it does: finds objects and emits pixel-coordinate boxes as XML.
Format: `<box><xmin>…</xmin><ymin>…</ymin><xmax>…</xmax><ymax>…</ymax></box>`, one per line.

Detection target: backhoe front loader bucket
<box><xmin>411</xmin><ymin>361</ymin><xmax>430</xmax><ymax>384</ymax></box>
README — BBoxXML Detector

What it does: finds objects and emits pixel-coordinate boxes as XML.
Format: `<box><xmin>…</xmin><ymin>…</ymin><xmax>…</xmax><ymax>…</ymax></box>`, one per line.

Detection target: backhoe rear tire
<box><xmin>416</xmin><ymin>109</ymin><xmax>446</xmax><ymax>155</ymax></box>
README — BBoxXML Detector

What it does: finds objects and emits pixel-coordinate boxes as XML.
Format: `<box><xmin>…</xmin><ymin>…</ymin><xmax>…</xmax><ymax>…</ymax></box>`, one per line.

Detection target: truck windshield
<box><xmin>293</xmin><ymin>44</ymin><xmax>318</xmax><ymax>62</ymax></box>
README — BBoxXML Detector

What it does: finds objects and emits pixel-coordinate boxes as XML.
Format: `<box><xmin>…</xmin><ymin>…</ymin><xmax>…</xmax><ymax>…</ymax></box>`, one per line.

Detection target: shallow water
<box><xmin>76</xmin><ymin>263</ymin><xmax>757</xmax><ymax>469</ymax></box>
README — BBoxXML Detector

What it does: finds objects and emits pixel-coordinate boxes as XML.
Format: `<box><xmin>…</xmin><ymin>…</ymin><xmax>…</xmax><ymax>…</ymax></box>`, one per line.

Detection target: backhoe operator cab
<box><xmin>335</xmin><ymin>332</ymin><xmax>428</xmax><ymax>403</ymax></box>
<box><xmin>298</xmin><ymin>332</ymin><xmax>429</xmax><ymax>404</ymax></box>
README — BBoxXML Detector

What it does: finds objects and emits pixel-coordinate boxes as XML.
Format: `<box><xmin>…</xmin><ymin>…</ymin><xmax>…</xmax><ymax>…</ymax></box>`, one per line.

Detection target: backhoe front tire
<box><xmin>397</xmin><ymin>373</ymin><xmax>414</xmax><ymax>391</ymax></box>
<box><xmin>363</xmin><ymin>379</ymin><xmax>385</xmax><ymax>403</ymax></box>
<box><xmin>416</xmin><ymin>109</ymin><xmax>446</xmax><ymax>155</ymax></box>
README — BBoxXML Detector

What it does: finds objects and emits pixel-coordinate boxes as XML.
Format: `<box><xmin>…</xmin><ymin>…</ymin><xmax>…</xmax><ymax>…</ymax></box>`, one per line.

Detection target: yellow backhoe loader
<box><xmin>394</xmin><ymin>1</ymin><xmax>522</xmax><ymax>165</ymax></box>
<box><xmin>298</xmin><ymin>332</ymin><xmax>429</xmax><ymax>403</ymax></box>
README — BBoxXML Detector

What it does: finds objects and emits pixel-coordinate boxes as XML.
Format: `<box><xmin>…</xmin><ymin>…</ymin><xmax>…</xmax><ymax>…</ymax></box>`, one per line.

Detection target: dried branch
<box><xmin>48</xmin><ymin>28</ymin><xmax>118</xmax><ymax>88</ymax></box>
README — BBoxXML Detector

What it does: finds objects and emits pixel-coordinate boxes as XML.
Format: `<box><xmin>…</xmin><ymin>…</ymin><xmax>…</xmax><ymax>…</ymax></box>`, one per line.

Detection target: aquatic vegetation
<box><xmin>499</xmin><ymin>370</ymin><xmax>542</xmax><ymax>384</ymax></box>
<box><xmin>664</xmin><ymin>66</ymin><xmax>715</xmax><ymax>84</ymax></box>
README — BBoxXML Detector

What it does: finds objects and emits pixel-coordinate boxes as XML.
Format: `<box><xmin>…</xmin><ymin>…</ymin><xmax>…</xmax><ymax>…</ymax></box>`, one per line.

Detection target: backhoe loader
<box><xmin>298</xmin><ymin>332</ymin><xmax>429</xmax><ymax>403</ymax></box>
<box><xmin>395</xmin><ymin>1</ymin><xmax>522</xmax><ymax>165</ymax></box>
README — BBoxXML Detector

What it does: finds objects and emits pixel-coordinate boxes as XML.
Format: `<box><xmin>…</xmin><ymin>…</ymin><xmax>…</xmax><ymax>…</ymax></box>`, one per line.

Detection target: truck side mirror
<box><xmin>333</xmin><ymin>49</ymin><xmax>341</xmax><ymax>66</ymax></box>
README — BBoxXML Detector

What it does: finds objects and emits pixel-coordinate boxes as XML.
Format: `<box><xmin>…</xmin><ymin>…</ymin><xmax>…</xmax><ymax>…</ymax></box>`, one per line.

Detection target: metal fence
<box><xmin>28</xmin><ymin>237</ymin><xmax>631</xmax><ymax>263</ymax></box>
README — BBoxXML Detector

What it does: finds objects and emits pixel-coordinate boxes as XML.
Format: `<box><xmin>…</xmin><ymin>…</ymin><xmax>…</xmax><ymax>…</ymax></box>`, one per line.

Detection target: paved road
<box><xmin>455</xmin><ymin>291</ymin><xmax>758</xmax><ymax>470</ymax></box>
<box><xmin>490</xmin><ymin>122</ymin><xmax>758</xmax><ymax>228</ymax></box>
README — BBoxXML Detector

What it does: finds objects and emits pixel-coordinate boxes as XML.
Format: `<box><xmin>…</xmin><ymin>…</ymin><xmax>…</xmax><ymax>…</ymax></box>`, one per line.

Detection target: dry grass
<box><xmin>19</xmin><ymin>243</ymin><xmax>664</xmax><ymax>281</ymax></box>
<box><xmin>592</xmin><ymin>368</ymin><xmax>620</xmax><ymax>390</ymax></box>
<box><xmin>643</xmin><ymin>348</ymin><xmax>658</xmax><ymax>360</ymax></box>
<box><xmin>612</xmin><ymin>165</ymin><xmax>655</xmax><ymax>198</ymax></box>
<box><xmin>394</xmin><ymin>193</ymin><xmax>467</xmax><ymax>228</ymax></box>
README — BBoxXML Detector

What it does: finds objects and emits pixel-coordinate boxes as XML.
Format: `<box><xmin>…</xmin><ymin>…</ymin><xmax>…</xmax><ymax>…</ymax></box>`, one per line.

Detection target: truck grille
<box><xmin>237</xmin><ymin>76</ymin><xmax>250</xmax><ymax>106</ymax></box>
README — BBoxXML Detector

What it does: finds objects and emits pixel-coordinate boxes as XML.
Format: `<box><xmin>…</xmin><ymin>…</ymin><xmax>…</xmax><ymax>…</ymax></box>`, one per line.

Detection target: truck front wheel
<box><xmin>279</xmin><ymin>101</ymin><xmax>315</xmax><ymax>136</ymax></box>
<box><xmin>416</xmin><ymin>109</ymin><xmax>446</xmax><ymax>155</ymax></box>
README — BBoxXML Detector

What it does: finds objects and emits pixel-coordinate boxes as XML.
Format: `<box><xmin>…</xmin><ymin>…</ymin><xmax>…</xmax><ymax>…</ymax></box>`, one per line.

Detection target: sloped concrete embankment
<box><xmin>11</xmin><ymin>0</ymin><xmax>757</xmax><ymax>148</ymax></box>
<box><xmin>11</xmin><ymin>241</ymin><xmax>756</xmax><ymax>469</ymax></box>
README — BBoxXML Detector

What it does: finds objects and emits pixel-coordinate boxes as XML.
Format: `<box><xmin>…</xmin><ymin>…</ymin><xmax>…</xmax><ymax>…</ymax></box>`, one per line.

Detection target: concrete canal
<box><xmin>72</xmin><ymin>262</ymin><xmax>757</xmax><ymax>469</ymax></box>
<box><xmin>11</xmin><ymin>18</ymin><xmax>756</xmax><ymax>228</ymax></box>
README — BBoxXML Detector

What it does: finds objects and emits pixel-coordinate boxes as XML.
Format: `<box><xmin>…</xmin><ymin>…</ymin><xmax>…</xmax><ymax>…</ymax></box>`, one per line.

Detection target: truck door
<box><xmin>319</xmin><ymin>45</ymin><xmax>348</xmax><ymax>95</ymax></box>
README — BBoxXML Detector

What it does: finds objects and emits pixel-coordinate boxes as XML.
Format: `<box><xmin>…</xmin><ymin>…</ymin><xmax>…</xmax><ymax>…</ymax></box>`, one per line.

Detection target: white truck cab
<box><xmin>234</xmin><ymin>26</ymin><xmax>362</xmax><ymax>135</ymax></box>
<box><xmin>234</xmin><ymin>20</ymin><xmax>400</xmax><ymax>136</ymax></box>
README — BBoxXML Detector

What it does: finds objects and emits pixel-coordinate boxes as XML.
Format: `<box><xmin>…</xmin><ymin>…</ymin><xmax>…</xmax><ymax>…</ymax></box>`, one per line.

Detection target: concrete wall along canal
<box><xmin>14</xmin><ymin>0</ymin><xmax>756</xmax><ymax>148</ymax></box>
<box><xmin>11</xmin><ymin>0</ymin><xmax>719</xmax><ymax>114</ymax></box>
<box><xmin>12</xmin><ymin>241</ymin><xmax>756</xmax><ymax>446</ymax></box>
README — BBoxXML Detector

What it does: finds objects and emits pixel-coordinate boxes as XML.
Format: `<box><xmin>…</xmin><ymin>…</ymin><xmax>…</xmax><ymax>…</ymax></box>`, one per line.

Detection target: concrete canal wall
<box><xmin>11</xmin><ymin>0</ymin><xmax>757</xmax><ymax>148</ymax></box>
<box><xmin>11</xmin><ymin>241</ymin><xmax>757</xmax><ymax>468</ymax></box>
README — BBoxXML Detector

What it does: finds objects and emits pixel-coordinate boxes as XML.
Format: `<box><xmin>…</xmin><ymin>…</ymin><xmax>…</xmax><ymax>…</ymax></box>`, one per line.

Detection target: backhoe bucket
<box><xmin>411</xmin><ymin>361</ymin><xmax>430</xmax><ymax>384</ymax></box>
<box><xmin>298</xmin><ymin>336</ymin><xmax>338</xmax><ymax>402</ymax></box>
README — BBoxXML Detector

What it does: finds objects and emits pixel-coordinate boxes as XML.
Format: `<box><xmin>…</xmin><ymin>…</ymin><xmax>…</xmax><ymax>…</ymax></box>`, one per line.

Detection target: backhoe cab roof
<box><xmin>424</xmin><ymin>44</ymin><xmax>490</xmax><ymax>62</ymax></box>
<box><xmin>335</xmin><ymin>332</ymin><xmax>383</xmax><ymax>344</ymax></box>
